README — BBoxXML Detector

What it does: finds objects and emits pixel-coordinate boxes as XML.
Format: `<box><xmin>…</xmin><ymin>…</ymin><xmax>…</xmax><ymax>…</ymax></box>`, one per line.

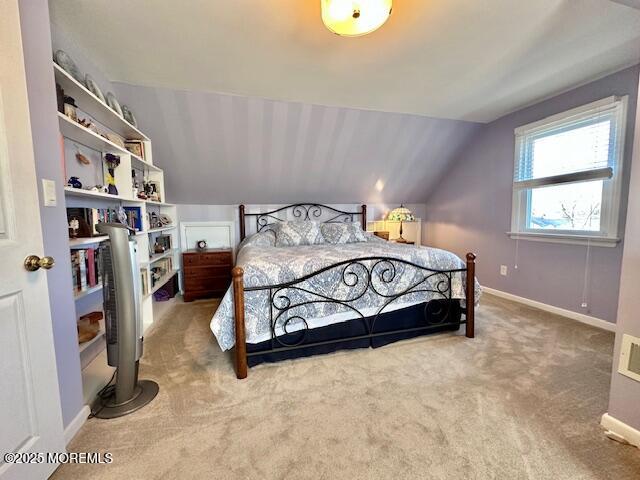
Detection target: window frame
<box><xmin>509</xmin><ymin>95</ymin><xmax>628</xmax><ymax>247</ymax></box>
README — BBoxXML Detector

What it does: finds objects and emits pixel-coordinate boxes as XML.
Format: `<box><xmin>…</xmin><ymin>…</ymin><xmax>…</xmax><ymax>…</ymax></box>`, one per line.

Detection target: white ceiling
<box><xmin>49</xmin><ymin>0</ymin><xmax>640</xmax><ymax>122</ymax></box>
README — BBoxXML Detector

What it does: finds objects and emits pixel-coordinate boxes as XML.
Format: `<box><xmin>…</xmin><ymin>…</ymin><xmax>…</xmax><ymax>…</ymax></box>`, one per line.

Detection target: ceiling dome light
<box><xmin>321</xmin><ymin>0</ymin><xmax>392</xmax><ymax>37</ymax></box>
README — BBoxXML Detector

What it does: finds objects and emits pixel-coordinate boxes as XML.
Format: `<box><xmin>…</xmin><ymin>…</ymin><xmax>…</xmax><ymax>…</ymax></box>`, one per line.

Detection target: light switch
<box><xmin>42</xmin><ymin>179</ymin><xmax>57</xmax><ymax>207</ymax></box>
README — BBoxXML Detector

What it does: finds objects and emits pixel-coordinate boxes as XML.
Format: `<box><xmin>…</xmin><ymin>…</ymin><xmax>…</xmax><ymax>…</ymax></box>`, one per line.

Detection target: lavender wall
<box><xmin>112</xmin><ymin>83</ymin><xmax>481</xmax><ymax>205</ymax></box>
<box><xmin>425</xmin><ymin>65</ymin><xmax>640</xmax><ymax>322</ymax></box>
<box><xmin>19</xmin><ymin>0</ymin><xmax>83</xmax><ymax>428</ymax></box>
<box><xmin>608</xmin><ymin>72</ymin><xmax>640</xmax><ymax>430</ymax></box>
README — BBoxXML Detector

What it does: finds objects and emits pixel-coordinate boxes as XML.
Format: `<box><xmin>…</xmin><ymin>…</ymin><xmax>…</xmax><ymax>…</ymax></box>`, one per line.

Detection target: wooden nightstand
<box><xmin>183</xmin><ymin>248</ymin><xmax>233</xmax><ymax>302</ymax></box>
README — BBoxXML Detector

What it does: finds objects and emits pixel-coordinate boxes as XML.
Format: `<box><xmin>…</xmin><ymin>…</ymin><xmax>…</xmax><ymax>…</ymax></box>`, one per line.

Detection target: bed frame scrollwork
<box><xmin>238</xmin><ymin>203</ymin><xmax>367</xmax><ymax>241</ymax></box>
<box><xmin>233</xmin><ymin>204</ymin><xmax>476</xmax><ymax>379</ymax></box>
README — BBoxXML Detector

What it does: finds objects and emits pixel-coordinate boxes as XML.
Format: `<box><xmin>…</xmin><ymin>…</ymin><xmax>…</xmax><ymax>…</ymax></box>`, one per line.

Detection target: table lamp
<box><xmin>388</xmin><ymin>204</ymin><xmax>414</xmax><ymax>243</ymax></box>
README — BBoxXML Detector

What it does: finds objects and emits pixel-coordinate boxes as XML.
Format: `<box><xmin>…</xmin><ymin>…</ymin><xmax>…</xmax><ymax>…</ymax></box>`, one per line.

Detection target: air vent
<box><xmin>618</xmin><ymin>334</ymin><xmax>640</xmax><ymax>382</ymax></box>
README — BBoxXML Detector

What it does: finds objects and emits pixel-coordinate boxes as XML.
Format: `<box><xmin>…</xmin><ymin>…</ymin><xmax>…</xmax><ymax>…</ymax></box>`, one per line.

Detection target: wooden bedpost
<box><xmin>465</xmin><ymin>253</ymin><xmax>476</xmax><ymax>338</ymax></box>
<box><xmin>239</xmin><ymin>204</ymin><xmax>246</xmax><ymax>242</ymax></box>
<box><xmin>232</xmin><ymin>266</ymin><xmax>248</xmax><ymax>379</ymax></box>
<box><xmin>361</xmin><ymin>204</ymin><xmax>367</xmax><ymax>229</ymax></box>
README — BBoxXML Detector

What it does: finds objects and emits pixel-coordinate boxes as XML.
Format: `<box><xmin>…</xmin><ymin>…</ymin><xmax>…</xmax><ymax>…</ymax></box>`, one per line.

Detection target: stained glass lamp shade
<box><xmin>388</xmin><ymin>204</ymin><xmax>414</xmax><ymax>243</ymax></box>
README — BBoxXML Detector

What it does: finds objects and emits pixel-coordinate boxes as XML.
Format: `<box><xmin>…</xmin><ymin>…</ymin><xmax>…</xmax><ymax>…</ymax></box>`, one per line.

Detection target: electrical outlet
<box><xmin>500</xmin><ymin>265</ymin><xmax>508</xmax><ymax>276</ymax></box>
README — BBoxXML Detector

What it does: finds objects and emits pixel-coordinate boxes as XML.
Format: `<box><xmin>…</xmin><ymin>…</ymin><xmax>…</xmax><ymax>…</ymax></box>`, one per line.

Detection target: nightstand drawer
<box><xmin>184</xmin><ymin>253</ymin><xmax>232</xmax><ymax>266</ymax></box>
<box><xmin>205</xmin><ymin>253</ymin><xmax>232</xmax><ymax>265</ymax></box>
<box><xmin>200</xmin><ymin>253</ymin><xmax>232</xmax><ymax>266</ymax></box>
<box><xmin>184</xmin><ymin>276</ymin><xmax>230</xmax><ymax>291</ymax></box>
<box><xmin>184</xmin><ymin>265</ymin><xmax>230</xmax><ymax>278</ymax></box>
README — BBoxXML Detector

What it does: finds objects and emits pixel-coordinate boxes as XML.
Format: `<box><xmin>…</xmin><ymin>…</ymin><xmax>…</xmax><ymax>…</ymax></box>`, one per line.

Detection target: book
<box><xmin>78</xmin><ymin>250</ymin><xmax>87</xmax><ymax>291</ymax></box>
<box><xmin>70</xmin><ymin>251</ymin><xmax>78</xmax><ymax>291</ymax></box>
<box><xmin>87</xmin><ymin>248</ymin><xmax>96</xmax><ymax>287</ymax></box>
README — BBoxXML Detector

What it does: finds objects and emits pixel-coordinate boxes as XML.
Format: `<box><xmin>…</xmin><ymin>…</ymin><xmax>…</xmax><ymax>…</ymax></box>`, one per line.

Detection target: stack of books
<box><xmin>71</xmin><ymin>248</ymin><xmax>102</xmax><ymax>294</ymax></box>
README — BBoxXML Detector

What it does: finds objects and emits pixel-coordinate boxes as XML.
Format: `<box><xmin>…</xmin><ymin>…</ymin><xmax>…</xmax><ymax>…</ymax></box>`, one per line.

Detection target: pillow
<box><xmin>273</xmin><ymin>221</ymin><xmax>324</xmax><ymax>247</ymax></box>
<box><xmin>320</xmin><ymin>222</ymin><xmax>367</xmax><ymax>244</ymax></box>
<box><xmin>238</xmin><ymin>230</ymin><xmax>276</xmax><ymax>252</ymax></box>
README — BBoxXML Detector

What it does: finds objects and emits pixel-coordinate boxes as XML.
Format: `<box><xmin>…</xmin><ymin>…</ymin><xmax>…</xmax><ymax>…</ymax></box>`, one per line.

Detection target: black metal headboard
<box><xmin>239</xmin><ymin>204</ymin><xmax>367</xmax><ymax>241</ymax></box>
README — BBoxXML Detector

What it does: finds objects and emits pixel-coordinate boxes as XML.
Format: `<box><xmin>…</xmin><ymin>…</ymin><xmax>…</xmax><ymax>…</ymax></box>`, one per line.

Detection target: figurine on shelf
<box><xmin>67</xmin><ymin>212</ymin><xmax>92</xmax><ymax>238</ymax></box>
<box><xmin>75</xmin><ymin>145</ymin><xmax>90</xmax><ymax>165</ymax></box>
<box><xmin>143</xmin><ymin>181</ymin><xmax>153</xmax><ymax>199</ymax></box>
<box><xmin>90</xmin><ymin>185</ymin><xmax>108</xmax><ymax>193</ymax></box>
<box><xmin>67</xmin><ymin>176</ymin><xmax>82</xmax><ymax>189</ymax></box>
<box><xmin>148</xmin><ymin>212</ymin><xmax>162</xmax><ymax>229</ymax></box>
<box><xmin>144</xmin><ymin>181</ymin><xmax>160</xmax><ymax>202</ymax></box>
<box><xmin>68</xmin><ymin>217</ymin><xmax>80</xmax><ymax>239</ymax></box>
<box><xmin>78</xmin><ymin>117</ymin><xmax>99</xmax><ymax>134</ymax></box>
<box><xmin>131</xmin><ymin>169</ymin><xmax>139</xmax><ymax>198</ymax></box>
<box><xmin>103</xmin><ymin>153</ymin><xmax>120</xmax><ymax>195</ymax></box>
<box><xmin>117</xmin><ymin>207</ymin><xmax>128</xmax><ymax>226</ymax></box>
<box><xmin>63</xmin><ymin>95</ymin><xmax>77</xmax><ymax>121</ymax></box>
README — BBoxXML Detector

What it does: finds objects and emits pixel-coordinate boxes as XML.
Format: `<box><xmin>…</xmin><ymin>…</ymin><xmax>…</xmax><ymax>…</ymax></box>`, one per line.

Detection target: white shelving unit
<box><xmin>146</xmin><ymin>226</ymin><xmax>176</xmax><ymax>234</ymax></box>
<box><xmin>148</xmin><ymin>270</ymin><xmax>179</xmax><ymax>297</ymax></box>
<box><xmin>78</xmin><ymin>328</ymin><xmax>105</xmax><ymax>355</ymax></box>
<box><xmin>69</xmin><ymin>235</ymin><xmax>108</xmax><ymax>248</ymax></box>
<box><xmin>74</xmin><ymin>284</ymin><xmax>103</xmax><ymax>300</ymax></box>
<box><xmin>54</xmin><ymin>63</ymin><xmax>148</xmax><ymax>141</ymax></box>
<box><xmin>55</xmin><ymin>61</ymin><xmax>180</xmax><ymax>398</ymax></box>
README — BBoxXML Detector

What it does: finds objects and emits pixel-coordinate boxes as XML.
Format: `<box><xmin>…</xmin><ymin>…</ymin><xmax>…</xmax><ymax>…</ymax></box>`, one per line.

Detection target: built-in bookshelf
<box><xmin>55</xmin><ymin>61</ymin><xmax>180</xmax><ymax>401</ymax></box>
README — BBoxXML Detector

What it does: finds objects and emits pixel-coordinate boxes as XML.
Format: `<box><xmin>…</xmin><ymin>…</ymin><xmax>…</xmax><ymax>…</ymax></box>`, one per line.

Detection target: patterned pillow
<box><xmin>273</xmin><ymin>221</ymin><xmax>324</xmax><ymax>247</ymax></box>
<box><xmin>238</xmin><ymin>231</ymin><xmax>276</xmax><ymax>252</ymax></box>
<box><xmin>320</xmin><ymin>222</ymin><xmax>367</xmax><ymax>244</ymax></box>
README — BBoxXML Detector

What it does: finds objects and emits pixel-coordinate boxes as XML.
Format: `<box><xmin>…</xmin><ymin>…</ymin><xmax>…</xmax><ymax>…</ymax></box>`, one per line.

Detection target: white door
<box><xmin>0</xmin><ymin>0</ymin><xmax>66</xmax><ymax>479</ymax></box>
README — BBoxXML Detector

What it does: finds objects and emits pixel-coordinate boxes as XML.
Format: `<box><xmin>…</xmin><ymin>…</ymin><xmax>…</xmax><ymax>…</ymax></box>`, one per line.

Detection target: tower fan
<box><xmin>93</xmin><ymin>223</ymin><xmax>158</xmax><ymax>418</ymax></box>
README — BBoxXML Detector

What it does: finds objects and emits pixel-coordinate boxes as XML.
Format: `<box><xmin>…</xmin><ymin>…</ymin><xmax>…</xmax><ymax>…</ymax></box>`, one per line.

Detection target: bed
<box><xmin>210</xmin><ymin>204</ymin><xmax>480</xmax><ymax>379</ymax></box>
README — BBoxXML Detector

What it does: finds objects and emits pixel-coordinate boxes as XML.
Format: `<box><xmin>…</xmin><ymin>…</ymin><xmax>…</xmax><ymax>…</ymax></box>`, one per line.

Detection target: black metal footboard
<box><xmin>232</xmin><ymin>254</ymin><xmax>477</xmax><ymax>379</ymax></box>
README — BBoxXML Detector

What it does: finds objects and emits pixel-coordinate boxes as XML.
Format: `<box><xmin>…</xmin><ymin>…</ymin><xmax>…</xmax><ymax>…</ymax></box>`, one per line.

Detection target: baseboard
<box><xmin>601</xmin><ymin>413</ymin><xmax>640</xmax><ymax>448</ymax></box>
<box><xmin>63</xmin><ymin>405</ymin><xmax>90</xmax><ymax>445</ymax></box>
<box><xmin>482</xmin><ymin>287</ymin><xmax>616</xmax><ymax>332</ymax></box>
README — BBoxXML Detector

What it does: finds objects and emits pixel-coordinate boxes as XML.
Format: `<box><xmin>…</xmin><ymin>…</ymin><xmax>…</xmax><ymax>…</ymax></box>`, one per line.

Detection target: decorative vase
<box><xmin>67</xmin><ymin>176</ymin><xmax>82</xmax><ymax>189</ymax></box>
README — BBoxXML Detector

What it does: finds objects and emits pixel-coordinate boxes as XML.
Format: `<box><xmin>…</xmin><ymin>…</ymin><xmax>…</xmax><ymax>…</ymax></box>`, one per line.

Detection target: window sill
<box><xmin>506</xmin><ymin>231</ymin><xmax>621</xmax><ymax>247</ymax></box>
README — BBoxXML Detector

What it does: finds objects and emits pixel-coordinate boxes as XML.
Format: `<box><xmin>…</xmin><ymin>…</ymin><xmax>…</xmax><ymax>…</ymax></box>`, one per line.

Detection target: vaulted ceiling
<box><xmin>113</xmin><ymin>83</ymin><xmax>481</xmax><ymax>204</ymax></box>
<box><xmin>50</xmin><ymin>0</ymin><xmax>640</xmax><ymax>122</ymax></box>
<box><xmin>48</xmin><ymin>0</ymin><xmax>640</xmax><ymax>204</ymax></box>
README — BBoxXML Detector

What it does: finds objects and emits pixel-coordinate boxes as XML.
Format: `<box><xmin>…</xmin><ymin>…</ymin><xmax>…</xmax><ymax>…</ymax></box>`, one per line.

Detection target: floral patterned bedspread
<box><xmin>211</xmin><ymin>234</ymin><xmax>481</xmax><ymax>350</ymax></box>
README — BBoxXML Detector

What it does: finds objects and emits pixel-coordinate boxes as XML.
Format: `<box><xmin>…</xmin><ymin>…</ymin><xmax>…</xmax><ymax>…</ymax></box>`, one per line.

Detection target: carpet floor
<box><xmin>54</xmin><ymin>294</ymin><xmax>640</xmax><ymax>479</ymax></box>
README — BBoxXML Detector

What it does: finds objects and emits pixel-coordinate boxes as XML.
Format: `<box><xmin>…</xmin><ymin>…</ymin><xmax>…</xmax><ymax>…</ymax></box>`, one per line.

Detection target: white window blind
<box><xmin>514</xmin><ymin>98</ymin><xmax>624</xmax><ymax>190</ymax></box>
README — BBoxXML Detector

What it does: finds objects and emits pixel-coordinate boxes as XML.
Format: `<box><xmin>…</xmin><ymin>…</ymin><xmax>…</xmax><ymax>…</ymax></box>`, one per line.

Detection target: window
<box><xmin>510</xmin><ymin>96</ymin><xmax>628</xmax><ymax>246</ymax></box>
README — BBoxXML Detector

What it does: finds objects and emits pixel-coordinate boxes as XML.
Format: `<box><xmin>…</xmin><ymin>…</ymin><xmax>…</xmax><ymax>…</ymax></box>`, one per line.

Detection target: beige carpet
<box><xmin>53</xmin><ymin>295</ymin><xmax>640</xmax><ymax>479</ymax></box>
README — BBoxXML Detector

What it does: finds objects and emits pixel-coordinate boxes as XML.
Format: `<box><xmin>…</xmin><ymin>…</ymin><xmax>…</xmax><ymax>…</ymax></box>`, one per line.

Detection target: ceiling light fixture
<box><xmin>321</xmin><ymin>0</ymin><xmax>392</xmax><ymax>37</ymax></box>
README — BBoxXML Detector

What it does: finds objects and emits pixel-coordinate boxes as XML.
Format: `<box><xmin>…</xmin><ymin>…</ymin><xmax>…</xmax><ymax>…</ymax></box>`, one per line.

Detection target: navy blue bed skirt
<box><xmin>246</xmin><ymin>299</ymin><xmax>462</xmax><ymax>367</ymax></box>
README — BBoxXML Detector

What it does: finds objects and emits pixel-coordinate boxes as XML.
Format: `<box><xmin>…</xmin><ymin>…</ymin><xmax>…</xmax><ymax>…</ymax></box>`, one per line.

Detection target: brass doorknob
<box><xmin>24</xmin><ymin>255</ymin><xmax>55</xmax><ymax>272</ymax></box>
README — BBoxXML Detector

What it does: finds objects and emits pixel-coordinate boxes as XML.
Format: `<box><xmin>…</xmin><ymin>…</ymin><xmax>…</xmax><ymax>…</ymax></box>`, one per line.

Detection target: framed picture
<box><xmin>124</xmin><ymin>140</ymin><xmax>144</xmax><ymax>159</ymax></box>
